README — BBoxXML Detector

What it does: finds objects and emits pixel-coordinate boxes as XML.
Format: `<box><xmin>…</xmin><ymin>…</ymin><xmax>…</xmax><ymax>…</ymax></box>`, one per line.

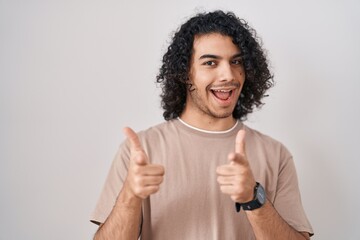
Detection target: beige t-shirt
<box><xmin>91</xmin><ymin>119</ymin><xmax>313</xmax><ymax>239</ymax></box>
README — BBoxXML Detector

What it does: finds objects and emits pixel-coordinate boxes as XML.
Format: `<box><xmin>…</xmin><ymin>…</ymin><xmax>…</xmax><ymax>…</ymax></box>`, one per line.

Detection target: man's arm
<box><xmin>94</xmin><ymin>185</ymin><xmax>142</xmax><ymax>240</ymax></box>
<box><xmin>246</xmin><ymin>200</ymin><xmax>310</xmax><ymax>239</ymax></box>
<box><xmin>94</xmin><ymin>127</ymin><xmax>164</xmax><ymax>240</ymax></box>
<box><xmin>217</xmin><ymin>129</ymin><xmax>310</xmax><ymax>239</ymax></box>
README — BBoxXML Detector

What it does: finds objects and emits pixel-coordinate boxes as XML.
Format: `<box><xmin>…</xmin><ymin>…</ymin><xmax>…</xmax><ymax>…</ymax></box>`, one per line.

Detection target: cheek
<box><xmin>237</xmin><ymin>69</ymin><xmax>245</xmax><ymax>77</ymax></box>
<box><xmin>237</xmin><ymin>72</ymin><xmax>246</xmax><ymax>85</ymax></box>
<box><xmin>191</xmin><ymin>72</ymin><xmax>212</xmax><ymax>87</ymax></box>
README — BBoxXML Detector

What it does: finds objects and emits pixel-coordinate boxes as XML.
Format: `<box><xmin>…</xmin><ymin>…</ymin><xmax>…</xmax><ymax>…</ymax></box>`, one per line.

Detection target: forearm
<box><xmin>246</xmin><ymin>200</ymin><xmax>309</xmax><ymax>240</ymax></box>
<box><xmin>94</xmin><ymin>186</ymin><xmax>142</xmax><ymax>240</ymax></box>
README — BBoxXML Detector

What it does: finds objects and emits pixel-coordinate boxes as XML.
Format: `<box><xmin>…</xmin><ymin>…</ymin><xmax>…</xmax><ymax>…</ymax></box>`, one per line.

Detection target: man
<box><xmin>91</xmin><ymin>10</ymin><xmax>313</xmax><ymax>239</ymax></box>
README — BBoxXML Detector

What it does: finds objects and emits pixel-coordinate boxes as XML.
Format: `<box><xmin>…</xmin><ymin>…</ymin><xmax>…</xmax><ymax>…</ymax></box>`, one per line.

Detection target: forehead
<box><xmin>192</xmin><ymin>33</ymin><xmax>240</xmax><ymax>57</ymax></box>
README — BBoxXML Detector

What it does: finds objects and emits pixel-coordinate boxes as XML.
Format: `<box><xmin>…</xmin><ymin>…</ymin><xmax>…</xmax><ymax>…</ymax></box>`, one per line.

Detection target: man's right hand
<box><xmin>123</xmin><ymin>127</ymin><xmax>165</xmax><ymax>199</ymax></box>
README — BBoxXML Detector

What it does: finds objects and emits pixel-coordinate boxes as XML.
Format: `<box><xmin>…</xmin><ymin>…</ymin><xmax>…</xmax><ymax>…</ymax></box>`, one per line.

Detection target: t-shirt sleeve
<box><xmin>273</xmin><ymin>147</ymin><xmax>314</xmax><ymax>236</ymax></box>
<box><xmin>90</xmin><ymin>141</ymin><xmax>131</xmax><ymax>225</ymax></box>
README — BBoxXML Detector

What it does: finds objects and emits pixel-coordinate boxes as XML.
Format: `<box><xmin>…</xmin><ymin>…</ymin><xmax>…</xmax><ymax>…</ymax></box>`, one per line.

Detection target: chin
<box><xmin>210</xmin><ymin>110</ymin><xmax>234</xmax><ymax>119</ymax></box>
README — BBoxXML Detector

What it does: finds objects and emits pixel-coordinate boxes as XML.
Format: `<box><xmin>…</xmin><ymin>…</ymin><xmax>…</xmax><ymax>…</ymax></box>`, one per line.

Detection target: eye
<box><xmin>232</xmin><ymin>59</ymin><xmax>243</xmax><ymax>65</ymax></box>
<box><xmin>203</xmin><ymin>61</ymin><xmax>216</xmax><ymax>66</ymax></box>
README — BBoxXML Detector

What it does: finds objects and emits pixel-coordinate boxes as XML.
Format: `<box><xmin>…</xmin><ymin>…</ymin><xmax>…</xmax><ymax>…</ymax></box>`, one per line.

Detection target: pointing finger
<box><xmin>123</xmin><ymin>127</ymin><xmax>148</xmax><ymax>165</ymax></box>
<box><xmin>235</xmin><ymin>129</ymin><xmax>246</xmax><ymax>155</ymax></box>
<box><xmin>123</xmin><ymin>127</ymin><xmax>143</xmax><ymax>152</ymax></box>
<box><xmin>230</xmin><ymin>129</ymin><xmax>248</xmax><ymax>165</ymax></box>
<box><xmin>133</xmin><ymin>153</ymin><xmax>148</xmax><ymax>166</ymax></box>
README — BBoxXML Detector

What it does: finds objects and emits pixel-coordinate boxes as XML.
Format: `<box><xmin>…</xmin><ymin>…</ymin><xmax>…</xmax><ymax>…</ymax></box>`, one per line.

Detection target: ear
<box><xmin>185</xmin><ymin>77</ymin><xmax>196</xmax><ymax>92</ymax></box>
<box><xmin>187</xmin><ymin>82</ymin><xmax>196</xmax><ymax>92</ymax></box>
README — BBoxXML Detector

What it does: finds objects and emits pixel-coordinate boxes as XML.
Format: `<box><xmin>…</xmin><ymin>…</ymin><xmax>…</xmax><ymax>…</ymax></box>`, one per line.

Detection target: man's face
<box><xmin>186</xmin><ymin>33</ymin><xmax>245</xmax><ymax>120</ymax></box>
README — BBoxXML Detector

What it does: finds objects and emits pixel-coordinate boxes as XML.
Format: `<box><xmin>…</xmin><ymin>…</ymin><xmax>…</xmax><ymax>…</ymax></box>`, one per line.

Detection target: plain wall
<box><xmin>1</xmin><ymin>0</ymin><xmax>359</xmax><ymax>239</ymax></box>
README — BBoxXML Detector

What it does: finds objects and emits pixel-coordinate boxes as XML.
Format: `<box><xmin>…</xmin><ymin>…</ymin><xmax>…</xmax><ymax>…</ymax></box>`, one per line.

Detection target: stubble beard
<box><xmin>189</xmin><ymin>89</ymin><xmax>234</xmax><ymax>119</ymax></box>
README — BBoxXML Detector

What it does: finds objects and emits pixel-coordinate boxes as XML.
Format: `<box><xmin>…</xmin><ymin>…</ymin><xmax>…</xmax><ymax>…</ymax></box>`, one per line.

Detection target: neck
<box><xmin>179</xmin><ymin>111</ymin><xmax>237</xmax><ymax>131</ymax></box>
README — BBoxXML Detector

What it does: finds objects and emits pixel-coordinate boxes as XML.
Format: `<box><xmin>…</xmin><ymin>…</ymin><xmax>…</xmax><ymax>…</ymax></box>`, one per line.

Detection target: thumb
<box><xmin>123</xmin><ymin>127</ymin><xmax>148</xmax><ymax>165</ymax></box>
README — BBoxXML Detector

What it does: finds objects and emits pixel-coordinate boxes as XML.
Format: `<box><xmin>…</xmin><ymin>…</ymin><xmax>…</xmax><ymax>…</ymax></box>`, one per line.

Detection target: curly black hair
<box><xmin>156</xmin><ymin>10</ymin><xmax>274</xmax><ymax>120</ymax></box>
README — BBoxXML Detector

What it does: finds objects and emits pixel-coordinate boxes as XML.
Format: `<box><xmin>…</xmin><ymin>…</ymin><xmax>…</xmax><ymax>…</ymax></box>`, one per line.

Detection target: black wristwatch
<box><xmin>235</xmin><ymin>182</ymin><xmax>266</xmax><ymax>212</ymax></box>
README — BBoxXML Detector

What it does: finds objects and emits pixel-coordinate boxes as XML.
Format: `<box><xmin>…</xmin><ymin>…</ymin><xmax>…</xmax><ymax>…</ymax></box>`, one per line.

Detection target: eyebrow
<box><xmin>198</xmin><ymin>53</ymin><xmax>242</xmax><ymax>60</ymax></box>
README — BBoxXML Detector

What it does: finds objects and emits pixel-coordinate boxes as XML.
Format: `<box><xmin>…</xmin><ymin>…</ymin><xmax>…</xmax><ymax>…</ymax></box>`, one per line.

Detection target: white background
<box><xmin>1</xmin><ymin>0</ymin><xmax>359</xmax><ymax>239</ymax></box>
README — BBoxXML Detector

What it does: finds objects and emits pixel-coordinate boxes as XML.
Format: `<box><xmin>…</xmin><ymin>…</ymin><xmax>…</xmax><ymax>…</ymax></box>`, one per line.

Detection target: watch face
<box><xmin>256</xmin><ymin>184</ymin><xmax>266</xmax><ymax>204</ymax></box>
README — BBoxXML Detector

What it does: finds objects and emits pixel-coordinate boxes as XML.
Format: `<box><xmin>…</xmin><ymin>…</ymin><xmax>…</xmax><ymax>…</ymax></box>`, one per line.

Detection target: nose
<box><xmin>218</xmin><ymin>63</ymin><xmax>235</xmax><ymax>82</ymax></box>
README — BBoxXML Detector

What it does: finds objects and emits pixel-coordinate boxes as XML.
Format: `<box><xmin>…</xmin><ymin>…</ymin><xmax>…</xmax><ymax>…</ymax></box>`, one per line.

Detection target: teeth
<box><xmin>212</xmin><ymin>89</ymin><xmax>231</xmax><ymax>92</ymax></box>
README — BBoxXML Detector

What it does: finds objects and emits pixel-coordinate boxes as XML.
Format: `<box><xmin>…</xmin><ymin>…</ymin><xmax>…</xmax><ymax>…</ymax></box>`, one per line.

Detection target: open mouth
<box><xmin>211</xmin><ymin>89</ymin><xmax>233</xmax><ymax>101</ymax></box>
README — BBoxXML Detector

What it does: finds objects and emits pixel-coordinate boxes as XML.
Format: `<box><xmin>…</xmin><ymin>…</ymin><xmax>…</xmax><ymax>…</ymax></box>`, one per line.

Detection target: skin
<box><xmin>181</xmin><ymin>33</ymin><xmax>245</xmax><ymax>131</ymax></box>
<box><xmin>94</xmin><ymin>127</ymin><xmax>165</xmax><ymax>240</ymax></box>
<box><xmin>94</xmin><ymin>33</ymin><xmax>310</xmax><ymax>239</ymax></box>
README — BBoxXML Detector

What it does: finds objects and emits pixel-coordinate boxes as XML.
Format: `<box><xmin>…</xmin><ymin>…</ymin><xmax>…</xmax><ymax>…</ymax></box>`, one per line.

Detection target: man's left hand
<box><xmin>216</xmin><ymin>129</ymin><xmax>257</xmax><ymax>203</ymax></box>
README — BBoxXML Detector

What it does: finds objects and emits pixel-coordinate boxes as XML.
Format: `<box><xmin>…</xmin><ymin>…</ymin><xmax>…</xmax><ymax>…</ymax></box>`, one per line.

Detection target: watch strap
<box><xmin>235</xmin><ymin>182</ymin><xmax>265</xmax><ymax>212</ymax></box>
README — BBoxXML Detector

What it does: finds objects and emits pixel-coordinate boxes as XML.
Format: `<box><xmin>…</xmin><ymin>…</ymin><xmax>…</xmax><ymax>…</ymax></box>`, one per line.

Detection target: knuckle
<box><xmin>158</xmin><ymin>176</ymin><xmax>164</xmax><ymax>184</ymax></box>
<box><xmin>134</xmin><ymin>177</ymin><xmax>143</xmax><ymax>186</ymax></box>
<box><xmin>243</xmin><ymin>167</ymin><xmax>250</xmax><ymax>175</ymax></box>
<box><xmin>132</xmin><ymin>165</ymin><xmax>141</xmax><ymax>174</ymax></box>
<box><xmin>139</xmin><ymin>194</ymin><xmax>147</xmax><ymax>199</ymax></box>
<box><xmin>231</xmin><ymin>195</ymin><xmax>238</xmax><ymax>202</ymax></box>
<box><xmin>133</xmin><ymin>186</ymin><xmax>142</xmax><ymax>196</ymax></box>
<box><xmin>153</xmin><ymin>186</ymin><xmax>160</xmax><ymax>193</ymax></box>
<box><xmin>234</xmin><ymin>186</ymin><xmax>245</xmax><ymax>195</ymax></box>
<box><xmin>155</xmin><ymin>165</ymin><xmax>165</xmax><ymax>175</ymax></box>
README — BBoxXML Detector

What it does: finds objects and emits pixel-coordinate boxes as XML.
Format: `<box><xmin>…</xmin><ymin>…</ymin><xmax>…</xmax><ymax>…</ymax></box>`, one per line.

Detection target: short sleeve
<box><xmin>90</xmin><ymin>141</ymin><xmax>131</xmax><ymax>225</ymax></box>
<box><xmin>273</xmin><ymin>147</ymin><xmax>314</xmax><ymax>236</ymax></box>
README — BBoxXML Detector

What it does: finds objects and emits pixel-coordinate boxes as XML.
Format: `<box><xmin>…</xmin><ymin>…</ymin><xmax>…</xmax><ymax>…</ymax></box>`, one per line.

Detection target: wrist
<box><xmin>235</xmin><ymin>182</ymin><xmax>266</xmax><ymax>212</ymax></box>
<box><xmin>118</xmin><ymin>184</ymin><xmax>143</xmax><ymax>207</ymax></box>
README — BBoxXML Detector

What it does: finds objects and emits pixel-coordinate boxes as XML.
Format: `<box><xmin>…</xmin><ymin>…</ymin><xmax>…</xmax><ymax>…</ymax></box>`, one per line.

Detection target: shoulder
<box><xmin>137</xmin><ymin>120</ymin><xmax>179</xmax><ymax>140</ymax></box>
<box><xmin>117</xmin><ymin>121</ymin><xmax>174</xmax><ymax>152</ymax></box>
<box><xmin>115</xmin><ymin>121</ymin><xmax>177</xmax><ymax>163</ymax></box>
<box><xmin>133</xmin><ymin>120</ymin><xmax>182</xmax><ymax>152</ymax></box>
<box><xmin>243</xmin><ymin>124</ymin><xmax>292</xmax><ymax>159</ymax></box>
<box><xmin>243</xmin><ymin>124</ymin><xmax>280</xmax><ymax>144</ymax></box>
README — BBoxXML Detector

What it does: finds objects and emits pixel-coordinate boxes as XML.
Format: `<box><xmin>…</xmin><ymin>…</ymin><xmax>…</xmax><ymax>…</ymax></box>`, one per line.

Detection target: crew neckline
<box><xmin>177</xmin><ymin>117</ymin><xmax>239</xmax><ymax>134</ymax></box>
